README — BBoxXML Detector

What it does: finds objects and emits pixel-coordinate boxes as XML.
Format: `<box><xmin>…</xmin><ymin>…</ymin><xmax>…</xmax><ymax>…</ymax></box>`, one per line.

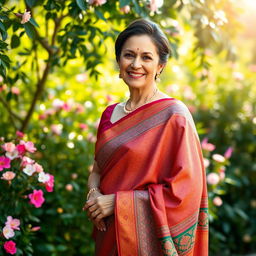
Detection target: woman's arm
<box><xmin>87</xmin><ymin>160</ymin><xmax>101</xmax><ymax>191</ymax></box>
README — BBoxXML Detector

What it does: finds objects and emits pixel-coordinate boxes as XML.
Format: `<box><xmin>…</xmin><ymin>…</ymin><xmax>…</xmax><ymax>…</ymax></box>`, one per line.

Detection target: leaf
<box><xmin>95</xmin><ymin>10</ymin><xmax>106</xmax><ymax>21</ymax></box>
<box><xmin>24</xmin><ymin>22</ymin><xmax>35</xmax><ymax>39</ymax></box>
<box><xmin>26</xmin><ymin>0</ymin><xmax>37</xmax><ymax>7</ymax></box>
<box><xmin>29</xmin><ymin>17</ymin><xmax>40</xmax><ymax>28</ymax></box>
<box><xmin>76</xmin><ymin>0</ymin><xmax>87</xmax><ymax>11</ymax></box>
<box><xmin>119</xmin><ymin>0</ymin><xmax>131</xmax><ymax>8</ymax></box>
<box><xmin>11</xmin><ymin>34</ymin><xmax>20</xmax><ymax>48</ymax></box>
<box><xmin>0</xmin><ymin>21</ymin><xmax>6</xmax><ymax>32</ymax></box>
<box><xmin>0</xmin><ymin>30</ymin><xmax>7</xmax><ymax>41</ymax></box>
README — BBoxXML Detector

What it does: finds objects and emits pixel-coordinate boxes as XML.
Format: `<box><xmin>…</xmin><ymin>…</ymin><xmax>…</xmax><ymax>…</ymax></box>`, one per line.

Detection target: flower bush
<box><xmin>0</xmin><ymin>132</ymin><xmax>54</xmax><ymax>255</ymax></box>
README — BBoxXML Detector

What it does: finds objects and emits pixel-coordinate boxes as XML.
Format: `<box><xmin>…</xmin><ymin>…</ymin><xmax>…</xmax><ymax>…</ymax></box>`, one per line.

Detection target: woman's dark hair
<box><xmin>115</xmin><ymin>18</ymin><xmax>171</xmax><ymax>65</ymax></box>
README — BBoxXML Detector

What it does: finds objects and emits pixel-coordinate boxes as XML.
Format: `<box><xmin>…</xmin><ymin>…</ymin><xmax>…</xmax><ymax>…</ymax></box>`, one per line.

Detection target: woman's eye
<box><xmin>143</xmin><ymin>56</ymin><xmax>152</xmax><ymax>60</ymax></box>
<box><xmin>124</xmin><ymin>53</ymin><xmax>133</xmax><ymax>57</ymax></box>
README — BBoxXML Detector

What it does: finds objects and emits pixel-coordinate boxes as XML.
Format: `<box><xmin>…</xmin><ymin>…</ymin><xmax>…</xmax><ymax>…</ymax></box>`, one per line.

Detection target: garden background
<box><xmin>0</xmin><ymin>0</ymin><xmax>256</xmax><ymax>255</ymax></box>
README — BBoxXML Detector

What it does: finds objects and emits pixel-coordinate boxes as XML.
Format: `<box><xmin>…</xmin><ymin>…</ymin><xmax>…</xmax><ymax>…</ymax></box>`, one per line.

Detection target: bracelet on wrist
<box><xmin>86</xmin><ymin>187</ymin><xmax>100</xmax><ymax>201</ymax></box>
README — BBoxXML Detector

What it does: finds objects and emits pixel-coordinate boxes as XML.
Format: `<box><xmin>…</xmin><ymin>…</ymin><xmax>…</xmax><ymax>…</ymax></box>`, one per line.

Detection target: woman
<box><xmin>83</xmin><ymin>18</ymin><xmax>208</xmax><ymax>256</ymax></box>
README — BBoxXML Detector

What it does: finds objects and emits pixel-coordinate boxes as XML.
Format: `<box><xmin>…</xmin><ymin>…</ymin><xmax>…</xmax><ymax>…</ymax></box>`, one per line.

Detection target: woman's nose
<box><xmin>131</xmin><ymin>57</ymin><xmax>142</xmax><ymax>68</ymax></box>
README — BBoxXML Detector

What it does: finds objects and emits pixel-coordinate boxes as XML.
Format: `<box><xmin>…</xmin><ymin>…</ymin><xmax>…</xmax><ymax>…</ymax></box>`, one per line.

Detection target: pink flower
<box><xmin>62</xmin><ymin>102</ymin><xmax>72</xmax><ymax>111</ymax></box>
<box><xmin>20</xmin><ymin>140</ymin><xmax>37</xmax><ymax>153</ymax></box>
<box><xmin>34</xmin><ymin>162</ymin><xmax>44</xmax><ymax>173</ymax></box>
<box><xmin>203</xmin><ymin>158</ymin><xmax>210</xmax><ymax>168</ymax></box>
<box><xmin>120</xmin><ymin>5</ymin><xmax>130</xmax><ymax>13</ymax></box>
<box><xmin>201</xmin><ymin>138</ymin><xmax>216</xmax><ymax>152</ymax></box>
<box><xmin>23</xmin><ymin>164</ymin><xmax>36</xmax><ymax>176</ymax></box>
<box><xmin>2</xmin><ymin>171</ymin><xmax>16</xmax><ymax>181</ymax></box>
<box><xmin>21</xmin><ymin>156</ymin><xmax>34</xmax><ymax>167</ymax></box>
<box><xmin>0</xmin><ymin>156</ymin><xmax>11</xmax><ymax>171</ymax></box>
<box><xmin>3</xmin><ymin>226</ymin><xmax>15</xmax><ymax>239</ymax></box>
<box><xmin>75</xmin><ymin>104</ymin><xmax>85</xmax><ymax>113</ymax></box>
<box><xmin>213</xmin><ymin>196</ymin><xmax>223</xmax><ymax>206</ymax></box>
<box><xmin>4</xmin><ymin>241</ymin><xmax>17</xmax><ymax>255</ymax></box>
<box><xmin>16</xmin><ymin>130</ymin><xmax>25</xmax><ymax>138</ymax></box>
<box><xmin>11</xmin><ymin>87</ymin><xmax>20</xmax><ymax>95</ymax></box>
<box><xmin>52</xmin><ymin>99</ymin><xmax>64</xmax><ymax>110</ymax></box>
<box><xmin>5</xmin><ymin>149</ymin><xmax>19</xmax><ymax>160</ymax></box>
<box><xmin>148</xmin><ymin>0</ymin><xmax>163</xmax><ymax>13</ymax></box>
<box><xmin>2</xmin><ymin>142</ymin><xmax>16</xmax><ymax>153</ymax></box>
<box><xmin>45</xmin><ymin>174</ymin><xmax>54</xmax><ymax>192</ymax></box>
<box><xmin>224</xmin><ymin>147</ymin><xmax>233</xmax><ymax>159</ymax></box>
<box><xmin>88</xmin><ymin>0</ymin><xmax>107</xmax><ymax>6</ymax></box>
<box><xmin>21</xmin><ymin>9</ymin><xmax>31</xmax><ymax>24</ymax></box>
<box><xmin>16</xmin><ymin>144</ymin><xmax>26</xmax><ymax>156</ymax></box>
<box><xmin>212</xmin><ymin>154</ymin><xmax>226</xmax><ymax>163</ymax></box>
<box><xmin>65</xmin><ymin>184</ymin><xmax>73</xmax><ymax>191</ymax></box>
<box><xmin>207</xmin><ymin>172</ymin><xmax>220</xmax><ymax>185</ymax></box>
<box><xmin>79</xmin><ymin>123</ymin><xmax>88</xmax><ymax>130</ymax></box>
<box><xmin>31</xmin><ymin>226</ymin><xmax>41</xmax><ymax>231</ymax></box>
<box><xmin>50</xmin><ymin>124</ymin><xmax>63</xmax><ymax>135</ymax></box>
<box><xmin>5</xmin><ymin>216</ymin><xmax>20</xmax><ymax>230</ymax></box>
<box><xmin>28</xmin><ymin>189</ymin><xmax>45</xmax><ymax>208</ymax></box>
<box><xmin>38</xmin><ymin>172</ymin><xmax>50</xmax><ymax>183</ymax></box>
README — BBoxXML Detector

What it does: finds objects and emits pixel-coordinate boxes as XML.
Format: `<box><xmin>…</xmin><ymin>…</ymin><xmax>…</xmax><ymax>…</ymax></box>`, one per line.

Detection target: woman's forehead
<box><xmin>122</xmin><ymin>35</ymin><xmax>158</xmax><ymax>53</ymax></box>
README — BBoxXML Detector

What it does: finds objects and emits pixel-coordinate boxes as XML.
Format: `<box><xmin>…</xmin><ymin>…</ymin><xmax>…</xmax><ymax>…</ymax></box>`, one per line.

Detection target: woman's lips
<box><xmin>127</xmin><ymin>72</ymin><xmax>145</xmax><ymax>79</ymax></box>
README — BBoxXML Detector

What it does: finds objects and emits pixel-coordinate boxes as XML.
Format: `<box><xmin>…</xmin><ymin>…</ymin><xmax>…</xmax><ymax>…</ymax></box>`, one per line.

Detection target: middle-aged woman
<box><xmin>83</xmin><ymin>18</ymin><xmax>208</xmax><ymax>256</ymax></box>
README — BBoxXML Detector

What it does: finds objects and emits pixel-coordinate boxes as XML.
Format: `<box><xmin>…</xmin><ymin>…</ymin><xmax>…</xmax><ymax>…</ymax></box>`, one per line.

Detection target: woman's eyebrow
<box><xmin>123</xmin><ymin>49</ymin><xmax>153</xmax><ymax>56</ymax></box>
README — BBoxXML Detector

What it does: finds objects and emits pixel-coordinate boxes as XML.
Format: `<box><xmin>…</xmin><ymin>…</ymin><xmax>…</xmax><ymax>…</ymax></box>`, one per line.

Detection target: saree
<box><xmin>92</xmin><ymin>98</ymin><xmax>208</xmax><ymax>256</ymax></box>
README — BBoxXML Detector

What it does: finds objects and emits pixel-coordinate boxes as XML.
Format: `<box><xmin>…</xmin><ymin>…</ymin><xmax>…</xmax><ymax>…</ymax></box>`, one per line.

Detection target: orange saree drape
<box><xmin>92</xmin><ymin>98</ymin><xmax>208</xmax><ymax>256</ymax></box>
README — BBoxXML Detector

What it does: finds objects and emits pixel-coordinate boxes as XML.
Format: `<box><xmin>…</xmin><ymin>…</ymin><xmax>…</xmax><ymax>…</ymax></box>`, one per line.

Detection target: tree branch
<box><xmin>0</xmin><ymin>94</ymin><xmax>23</xmax><ymax>123</ymax></box>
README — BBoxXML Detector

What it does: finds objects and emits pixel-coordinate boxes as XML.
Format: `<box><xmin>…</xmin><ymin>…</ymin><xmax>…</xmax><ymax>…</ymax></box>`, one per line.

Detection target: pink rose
<box><xmin>11</xmin><ymin>87</ymin><xmax>20</xmax><ymax>95</ymax></box>
<box><xmin>213</xmin><ymin>196</ymin><xmax>223</xmax><ymax>206</ymax></box>
<box><xmin>224</xmin><ymin>147</ymin><xmax>233</xmax><ymax>159</ymax></box>
<box><xmin>3</xmin><ymin>226</ymin><xmax>15</xmax><ymax>239</ymax></box>
<box><xmin>201</xmin><ymin>137</ymin><xmax>216</xmax><ymax>152</ymax></box>
<box><xmin>88</xmin><ymin>0</ymin><xmax>107</xmax><ymax>6</ymax></box>
<box><xmin>45</xmin><ymin>174</ymin><xmax>54</xmax><ymax>192</ymax></box>
<box><xmin>65</xmin><ymin>184</ymin><xmax>73</xmax><ymax>191</ymax></box>
<box><xmin>34</xmin><ymin>162</ymin><xmax>44</xmax><ymax>173</ymax></box>
<box><xmin>20</xmin><ymin>140</ymin><xmax>37</xmax><ymax>153</ymax></box>
<box><xmin>207</xmin><ymin>172</ymin><xmax>220</xmax><ymax>185</ymax></box>
<box><xmin>203</xmin><ymin>158</ymin><xmax>210</xmax><ymax>168</ymax></box>
<box><xmin>79</xmin><ymin>123</ymin><xmax>88</xmax><ymax>130</ymax></box>
<box><xmin>212</xmin><ymin>154</ymin><xmax>225</xmax><ymax>163</ymax></box>
<box><xmin>4</xmin><ymin>241</ymin><xmax>17</xmax><ymax>255</ymax></box>
<box><xmin>16</xmin><ymin>131</ymin><xmax>25</xmax><ymax>138</ymax></box>
<box><xmin>28</xmin><ymin>189</ymin><xmax>45</xmax><ymax>208</ymax></box>
<box><xmin>16</xmin><ymin>144</ymin><xmax>26</xmax><ymax>156</ymax></box>
<box><xmin>0</xmin><ymin>156</ymin><xmax>11</xmax><ymax>171</ymax></box>
<box><xmin>120</xmin><ymin>5</ymin><xmax>130</xmax><ymax>14</ymax></box>
<box><xmin>31</xmin><ymin>226</ymin><xmax>41</xmax><ymax>231</ymax></box>
<box><xmin>2</xmin><ymin>171</ymin><xmax>16</xmax><ymax>181</ymax></box>
<box><xmin>21</xmin><ymin>9</ymin><xmax>31</xmax><ymax>24</ymax></box>
<box><xmin>5</xmin><ymin>216</ymin><xmax>20</xmax><ymax>230</ymax></box>
<box><xmin>21</xmin><ymin>156</ymin><xmax>35</xmax><ymax>167</ymax></box>
<box><xmin>2</xmin><ymin>142</ymin><xmax>16</xmax><ymax>153</ymax></box>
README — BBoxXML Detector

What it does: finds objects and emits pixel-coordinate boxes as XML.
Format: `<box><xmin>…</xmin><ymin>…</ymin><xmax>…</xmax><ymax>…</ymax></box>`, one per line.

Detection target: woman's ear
<box><xmin>158</xmin><ymin>63</ymin><xmax>166</xmax><ymax>74</ymax></box>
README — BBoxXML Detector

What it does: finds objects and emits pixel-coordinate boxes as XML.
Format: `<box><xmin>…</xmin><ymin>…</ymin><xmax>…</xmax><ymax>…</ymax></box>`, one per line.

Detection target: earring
<box><xmin>155</xmin><ymin>73</ymin><xmax>161</xmax><ymax>82</ymax></box>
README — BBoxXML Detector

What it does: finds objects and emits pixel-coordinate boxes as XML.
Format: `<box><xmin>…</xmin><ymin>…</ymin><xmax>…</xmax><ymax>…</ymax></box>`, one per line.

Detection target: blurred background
<box><xmin>0</xmin><ymin>0</ymin><xmax>255</xmax><ymax>255</ymax></box>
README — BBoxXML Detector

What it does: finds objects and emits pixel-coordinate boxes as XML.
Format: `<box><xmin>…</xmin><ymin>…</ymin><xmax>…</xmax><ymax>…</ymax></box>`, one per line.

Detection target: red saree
<box><xmin>92</xmin><ymin>98</ymin><xmax>208</xmax><ymax>256</ymax></box>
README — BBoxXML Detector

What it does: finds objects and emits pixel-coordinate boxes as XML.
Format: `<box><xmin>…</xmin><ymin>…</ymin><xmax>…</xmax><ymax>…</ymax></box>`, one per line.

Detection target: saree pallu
<box><xmin>92</xmin><ymin>98</ymin><xmax>208</xmax><ymax>256</ymax></box>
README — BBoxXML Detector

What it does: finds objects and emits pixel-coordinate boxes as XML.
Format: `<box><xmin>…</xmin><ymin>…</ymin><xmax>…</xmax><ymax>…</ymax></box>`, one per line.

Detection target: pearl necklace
<box><xmin>123</xmin><ymin>87</ymin><xmax>159</xmax><ymax>114</ymax></box>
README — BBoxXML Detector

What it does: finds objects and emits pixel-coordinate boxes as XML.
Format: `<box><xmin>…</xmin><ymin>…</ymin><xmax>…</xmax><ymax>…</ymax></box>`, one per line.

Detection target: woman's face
<box><xmin>118</xmin><ymin>34</ymin><xmax>164</xmax><ymax>89</ymax></box>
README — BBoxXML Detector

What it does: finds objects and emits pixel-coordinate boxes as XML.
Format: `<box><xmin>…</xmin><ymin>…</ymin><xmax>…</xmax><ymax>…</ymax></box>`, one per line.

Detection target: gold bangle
<box><xmin>86</xmin><ymin>187</ymin><xmax>100</xmax><ymax>201</ymax></box>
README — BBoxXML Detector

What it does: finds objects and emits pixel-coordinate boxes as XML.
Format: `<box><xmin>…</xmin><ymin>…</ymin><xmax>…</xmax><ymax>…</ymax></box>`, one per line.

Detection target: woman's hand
<box><xmin>83</xmin><ymin>190</ymin><xmax>107</xmax><ymax>232</ymax></box>
<box><xmin>83</xmin><ymin>194</ymin><xmax>116</xmax><ymax>226</ymax></box>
